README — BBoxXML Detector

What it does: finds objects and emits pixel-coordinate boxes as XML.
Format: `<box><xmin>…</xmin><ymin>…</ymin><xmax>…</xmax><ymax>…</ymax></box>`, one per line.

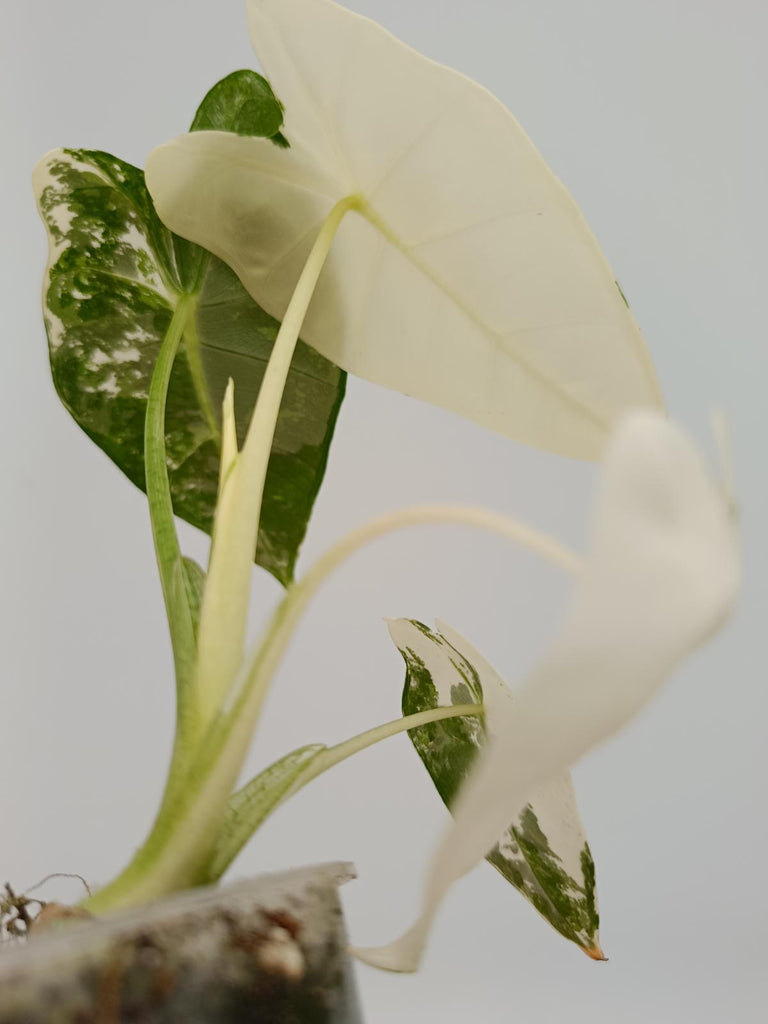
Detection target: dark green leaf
<box><xmin>392</xmin><ymin>618</ymin><xmax>603</xmax><ymax>957</ymax></box>
<box><xmin>190</xmin><ymin>69</ymin><xmax>289</xmax><ymax>147</ymax></box>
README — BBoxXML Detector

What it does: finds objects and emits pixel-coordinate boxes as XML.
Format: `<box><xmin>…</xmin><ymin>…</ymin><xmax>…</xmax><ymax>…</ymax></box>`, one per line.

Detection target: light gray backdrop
<box><xmin>2</xmin><ymin>1</ymin><xmax>766</xmax><ymax>1021</ymax></box>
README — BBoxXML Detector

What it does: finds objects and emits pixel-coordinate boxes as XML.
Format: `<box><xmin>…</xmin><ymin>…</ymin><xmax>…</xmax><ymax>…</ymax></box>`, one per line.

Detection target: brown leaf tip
<box><xmin>584</xmin><ymin>944</ymin><xmax>609</xmax><ymax>962</ymax></box>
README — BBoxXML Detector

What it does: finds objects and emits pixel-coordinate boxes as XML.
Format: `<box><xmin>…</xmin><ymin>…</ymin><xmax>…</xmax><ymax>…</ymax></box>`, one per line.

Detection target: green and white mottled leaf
<box><xmin>33</xmin><ymin>72</ymin><xmax>346</xmax><ymax>586</ymax></box>
<box><xmin>205</xmin><ymin>743</ymin><xmax>327</xmax><ymax>882</ymax></box>
<box><xmin>392</xmin><ymin>618</ymin><xmax>602</xmax><ymax>957</ymax></box>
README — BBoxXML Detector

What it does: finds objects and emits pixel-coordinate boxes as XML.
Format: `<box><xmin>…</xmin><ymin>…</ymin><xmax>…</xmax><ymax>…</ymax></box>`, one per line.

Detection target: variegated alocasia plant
<box><xmin>28</xmin><ymin>0</ymin><xmax>738</xmax><ymax>979</ymax></box>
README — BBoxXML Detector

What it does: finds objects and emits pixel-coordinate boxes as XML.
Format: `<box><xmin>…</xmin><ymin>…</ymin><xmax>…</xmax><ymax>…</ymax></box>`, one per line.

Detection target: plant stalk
<box><xmin>145</xmin><ymin>294</ymin><xmax>202</xmax><ymax>785</ymax></box>
<box><xmin>193</xmin><ymin>195</ymin><xmax>362</xmax><ymax>727</ymax></box>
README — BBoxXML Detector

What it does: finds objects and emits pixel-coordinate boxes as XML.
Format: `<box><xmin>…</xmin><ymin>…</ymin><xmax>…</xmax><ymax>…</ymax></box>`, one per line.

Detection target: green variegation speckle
<box><xmin>580</xmin><ymin>845</ymin><xmax>600</xmax><ymax>940</ymax></box>
<box><xmin>409</xmin><ymin>619</ymin><xmax>442</xmax><ymax>640</ymax></box>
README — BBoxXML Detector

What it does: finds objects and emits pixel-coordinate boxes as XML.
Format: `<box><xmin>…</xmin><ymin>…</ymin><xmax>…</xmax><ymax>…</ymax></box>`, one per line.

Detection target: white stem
<box><xmin>194</xmin><ymin>196</ymin><xmax>361</xmax><ymax>725</ymax></box>
<box><xmin>222</xmin><ymin>503</ymin><xmax>584</xmax><ymax>722</ymax></box>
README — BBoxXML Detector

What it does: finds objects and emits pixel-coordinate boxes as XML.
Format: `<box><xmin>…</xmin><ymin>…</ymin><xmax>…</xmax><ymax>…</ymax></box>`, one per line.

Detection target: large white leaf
<box><xmin>145</xmin><ymin>0</ymin><xmax>663</xmax><ymax>460</ymax></box>
<box><xmin>354</xmin><ymin>411</ymin><xmax>739</xmax><ymax>970</ymax></box>
<box><xmin>391</xmin><ymin>618</ymin><xmax>602</xmax><ymax>957</ymax></box>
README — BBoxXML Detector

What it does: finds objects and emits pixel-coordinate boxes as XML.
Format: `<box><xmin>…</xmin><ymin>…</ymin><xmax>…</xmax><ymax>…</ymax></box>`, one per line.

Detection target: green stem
<box><xmin>205</xmin><ymin>703</ymin><xmax>484</xmax><ymax>881</ymax></box>
<box><xmin>82</xmin><ymin>298</ymin><xmax>208</xmax><ymax>915</ymax></box>
<box><xmin>145</xmin><ymin>294</ymin><xmax>201</xmax><ymax>764</ymax></box>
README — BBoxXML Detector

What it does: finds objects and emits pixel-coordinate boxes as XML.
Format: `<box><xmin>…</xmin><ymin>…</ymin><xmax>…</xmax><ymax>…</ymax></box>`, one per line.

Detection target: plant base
<box><xmin>0</xmin><ymin>862</ymin><xmax>363</xmax><ymax>1023</ymax></box>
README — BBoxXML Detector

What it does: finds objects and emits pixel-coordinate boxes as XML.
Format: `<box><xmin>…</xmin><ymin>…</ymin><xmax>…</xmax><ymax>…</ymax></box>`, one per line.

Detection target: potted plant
<box><xmin>2</xmin><ymin>1</ymin><xmax>740</xmax><ymax>1020</ymax></box>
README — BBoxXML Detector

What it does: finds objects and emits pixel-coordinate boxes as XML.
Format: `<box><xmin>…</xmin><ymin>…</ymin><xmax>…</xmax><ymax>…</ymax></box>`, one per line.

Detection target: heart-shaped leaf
<box><xmin>393</xmin><ymin>618</ymin><xmax>602</xmax><ymax>957</ymax></box>
<box><xmin>146</xmin><ymin>0</ymin><xmax>664</xmax><ymax>463</ymax></box>
<box><xmin>33</xmin><ymin>72</ymin><xmax>346</xmax><ymax>586</ymax></box>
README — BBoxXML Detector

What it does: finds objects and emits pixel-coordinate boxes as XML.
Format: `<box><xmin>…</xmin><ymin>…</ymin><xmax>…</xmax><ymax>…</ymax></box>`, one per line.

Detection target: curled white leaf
<box><xmin>353</xmin><ymin>410</ymin><xmax>739</xmax><ymax>971</ymax></box>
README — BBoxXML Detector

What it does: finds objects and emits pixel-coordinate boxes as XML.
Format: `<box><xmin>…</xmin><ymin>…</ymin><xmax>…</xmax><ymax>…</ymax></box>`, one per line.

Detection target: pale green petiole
<box><xmin>193</xmin><ymin>194</ymin><xmax>362</xmax><ymax>728</ymax></box>
<box><xmin>286</xmin><ymin>702</ymin><xmax>484</xmax><ymax>798</ymax></box>
<box><xmin>204</xmin><ymin>703</ymin><xmax>485</xmax><ymax>882</ymax></box>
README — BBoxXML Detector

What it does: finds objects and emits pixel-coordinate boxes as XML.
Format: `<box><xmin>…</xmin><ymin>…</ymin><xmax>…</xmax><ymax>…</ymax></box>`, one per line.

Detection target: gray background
<box><xmin>2</xmin><ymin>1</ymin><xmax>766</xmax><ymax>1020</ymax></box>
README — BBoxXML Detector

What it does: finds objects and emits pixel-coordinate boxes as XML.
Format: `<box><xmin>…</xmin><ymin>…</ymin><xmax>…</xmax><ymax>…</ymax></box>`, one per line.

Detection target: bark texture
<box><xmin>0</xmin><ymin>862</ymin><xmax>363</xmax><ymax>1023</ymax></box>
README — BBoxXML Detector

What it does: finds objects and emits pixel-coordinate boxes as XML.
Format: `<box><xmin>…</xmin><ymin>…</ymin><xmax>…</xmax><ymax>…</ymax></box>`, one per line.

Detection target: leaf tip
<box><xmin>583</xmin><ymin>943</ymin><xmax>609</xmax><ymax>962</ymax></box>
<box><xmin>348</xmin><ymin>942</ymin><xmax>420</xmax><ymax>974</ymax></box>
<box><xmin>221</xmin><ymin>377</ymin><xmax>238</xmax><ymax>462</ymax></box>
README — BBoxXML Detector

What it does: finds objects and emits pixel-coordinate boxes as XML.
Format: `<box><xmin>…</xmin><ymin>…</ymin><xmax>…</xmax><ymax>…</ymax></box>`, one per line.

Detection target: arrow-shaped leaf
<box><xmin>33</xmin><ymin>71</ymin><xmax>346</xmax><ymax>586</ymax></box>
<box><xmin>392</xmin><ymin>618</ymin><xmax>603</xmax><ymax>958</ymax></box>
